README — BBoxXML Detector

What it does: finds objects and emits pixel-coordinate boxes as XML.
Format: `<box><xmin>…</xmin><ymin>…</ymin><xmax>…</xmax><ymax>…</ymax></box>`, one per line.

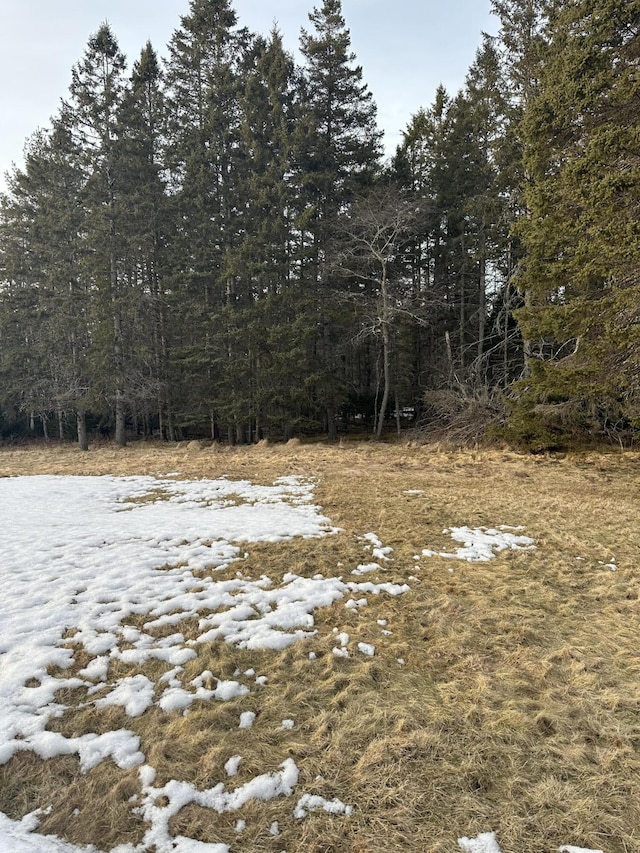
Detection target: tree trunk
<box><xmin>478</xmin><ymin>251</ymin><xmax>486</xmax><ymax>362</ymax></box>
<box><xmin>114</xmin><ymin>389</ymin><xmax>126</xmax><ymax>446</ymax></box>
<box><xmin>375</xmin><ymin>321</ymin><xmax>391</xmax><ymax>441</ymax></box>
<box><xmin>326</xmin><ymin>403</ymin><xmax>338</xmax><ymax>441</ymax></box>
<box><xmin>77</xmin><ymin>410</ymin><xmax>88</xmax><ymax>451</ymax></box>
<box><xmin>375</xmin><ymin>273</ymin><xmax>391</xmax><ymax>442</ymax></box>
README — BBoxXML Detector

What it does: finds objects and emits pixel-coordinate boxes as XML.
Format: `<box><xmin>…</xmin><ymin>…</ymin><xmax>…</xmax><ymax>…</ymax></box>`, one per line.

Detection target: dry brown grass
<box><xmin>2</xmin><ymin>439</ymin><xmax>640</xmax><ymax>852</ymax></box>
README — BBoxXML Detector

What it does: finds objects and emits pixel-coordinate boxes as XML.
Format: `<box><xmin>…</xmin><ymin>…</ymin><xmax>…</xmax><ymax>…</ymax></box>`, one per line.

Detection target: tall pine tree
<box><xmin>299</xmin><ymin>0</ymin><xmax>382</xmax><ymax>437</ymax></box>
<box><xmin>511</xmin><ymin>0</ymin><xmax>640</xmax><ymax>445</ymax></box>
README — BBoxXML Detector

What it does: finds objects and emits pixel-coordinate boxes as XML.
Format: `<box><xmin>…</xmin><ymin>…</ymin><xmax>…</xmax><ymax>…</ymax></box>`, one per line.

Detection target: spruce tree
<box><xmin>299</xmin><ymin>0</ymin><xmax>383</xmax><ymax>437</ymax></box>
<box><xmin>511</xmin><ymin>0</ymin><xmax>640</xmax><ymax>445</ymax></box>
<box><xmin>164</xmin><ymin>0</ymin><xmax>250</xmax><ymax>439</ymax></box>
<box><xmin>235</xmin><ymin>29</ymin><xmax>315</xmax><ymax>439</ymax></box>
<box><xmin>0</xmin><ymin>121</ymin><xmax>91</xmax><ymax>447</ymax></box>
<box><xmin>65</xmin><ymin>22</ymin><xmax>129</xmax><ymax>444</ymax></box>
<box><xmin>115</xmin><ymin>42</ymin><xmax>174</xmax><ymax>438</ymax></box>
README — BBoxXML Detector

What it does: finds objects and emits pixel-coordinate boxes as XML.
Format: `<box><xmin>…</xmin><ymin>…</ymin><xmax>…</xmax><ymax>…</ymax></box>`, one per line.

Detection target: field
<box><xmin>1</xmin><ymin>439</ymin><xmax>639</xmax><ymax>853</ymax></box>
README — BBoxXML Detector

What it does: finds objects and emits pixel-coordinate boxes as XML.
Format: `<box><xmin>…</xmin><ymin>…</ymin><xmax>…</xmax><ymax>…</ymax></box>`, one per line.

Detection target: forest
<box><xmin>0</xmin><ymin>0</ymin><xmax>637</xmax><ymax>449</ymax></box>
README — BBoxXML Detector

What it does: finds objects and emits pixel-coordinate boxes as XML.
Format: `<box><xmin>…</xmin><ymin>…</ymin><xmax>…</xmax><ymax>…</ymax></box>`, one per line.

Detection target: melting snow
<box><xmin>421</xmin><ymin>526</ymin><xmax>536</xmax><ymax>562</ymax></box>
<box><xmin>459</xmin><ymin>832</ymin><xmax>503</xmax><ymax>853</ymax></box>
<box><xmin>293</xmin><ymin>793</ymin><xmax>353</xmax><ymax>819</ymax></box>
<box><xmin>0</xmin><ymin>474</ymin><xmax>569</xmax><ymax>853</ymax></box>
<box><xmin>458</xmin><ymin>833</ymin><xmax>604</xmax><ymax>853</ymax></box>
<box><xmin>238</xmin><ymin>711</ymin><xmax>256</xmax><ymax>729</ymax></box>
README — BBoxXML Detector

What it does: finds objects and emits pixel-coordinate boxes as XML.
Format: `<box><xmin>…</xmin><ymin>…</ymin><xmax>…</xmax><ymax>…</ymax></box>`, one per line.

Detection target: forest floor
<box><xmin>1</xmin><ymin>438</ymin><xmax>639</xmax><ymax>853</ymax></box>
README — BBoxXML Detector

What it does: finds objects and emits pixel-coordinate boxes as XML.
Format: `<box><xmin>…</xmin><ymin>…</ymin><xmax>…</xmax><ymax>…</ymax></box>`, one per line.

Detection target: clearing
<box><xmin>0</xmin><ymin>440</ymin><xmax>638</xmax><ymax>853</ymax></box>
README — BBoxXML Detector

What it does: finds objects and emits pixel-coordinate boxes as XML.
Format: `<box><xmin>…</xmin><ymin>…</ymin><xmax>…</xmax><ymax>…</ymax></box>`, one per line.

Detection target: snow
<box><xmin>420</xmin><ymin>526</ymin><xmax>536</xmax><ymax>562</ymax></box>
<box><xmin>361</xmin><ymin>531</ymin><xmax>393</xmax><ymax>562</ymax></box>
<box><xmin>293</xmin><ymin>794</ymin><xmax>353</xmax><ymax>819</ymax></box>
<box><xmin>238</xmin><ymin>711</ymin><xmax>256</xmax><ymax>729</ymax></box>
<box><xmin>559</xmin><ymin>847</ymin><xmax>604</xmax><ymax>853</ymax></box>
<box><xmin>0</xmin><ymin>474</ymin><xmax>338</xmax><ymax>778</ymax></box>
<box><xmin>0</xmin><ymin>811</ymin><xmax>100</xmax><ymax>852</ymax></box>
<box><xmin>173</xmin><ymin>837</ymin><xmax>229</xmax><ymax>852</ymax></box>
<box><xmin>458</xmin><ymin>834</ymin><xmax>604</xmax><ymax>853</ymax></box>
<box><xmin>136</xmin><ymin>759</ymin><xmax>299</xmax><ymax>850</ymax></box>
<box><xmin>224</xmin><ymin>755</ymin><xmax>242</xmax><ymax>777</ymax></box>
<box><xmin>458</xmin><ymin>832</ymin><xmax>503</xmax><ymax>853</ymax></box>
<box><xmin>0</xmin><ymin>474</ymin><xmax>582</xmax><ymax>853</ymax></box>
<box><xmin>94</xmin><ymin>675</ymin><xmax>155</xmax><ymax>717</ymax></box>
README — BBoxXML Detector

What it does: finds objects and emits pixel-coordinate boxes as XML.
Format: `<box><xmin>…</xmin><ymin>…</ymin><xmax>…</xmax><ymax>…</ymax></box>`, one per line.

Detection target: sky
<box><xmin>0</xmin><ymin>1</ymin><xmax>498</xmax><ymax>188</ymax></box>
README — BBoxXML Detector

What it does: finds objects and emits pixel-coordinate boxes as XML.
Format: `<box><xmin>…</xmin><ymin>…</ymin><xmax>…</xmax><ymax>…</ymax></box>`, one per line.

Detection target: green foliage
<box><xmin>510</xmin><ymin>0</ymin><xmax>640</xmax><ymax>446</ymax></box>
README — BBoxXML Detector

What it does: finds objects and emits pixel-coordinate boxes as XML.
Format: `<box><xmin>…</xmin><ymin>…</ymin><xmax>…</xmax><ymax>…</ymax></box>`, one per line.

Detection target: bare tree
<box><xmin>333</xmin><ymin>186</ymin><xmax>421</xmax><ymax>440</ymax></box>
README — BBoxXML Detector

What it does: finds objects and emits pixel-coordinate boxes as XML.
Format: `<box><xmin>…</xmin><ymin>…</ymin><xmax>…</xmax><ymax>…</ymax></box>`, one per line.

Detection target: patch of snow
<box><xmin>559</xmin><ymin>847</ymin><xmax>604</xmax><ymax>853</ymax></box>
<box><xmin>0</xmin><ymin>474</ymin><xmax>414</xmax><ymax>851</ymax></box>
<box><xmin>0</xmin><ymin>811</ymin><xmax>99</xmax><ymax>851</ymax></box>
<box><xmin>239</xmin><ymin>711</ymin><xmax>256</xmax><ymax>729</ymax></box>
<box><xmin>422</xmin><ymin>526</ymin><xmax>536</xmax><ymax>563</ymax></box>
<box><xmin>361</xmin><ymin>532</ymin><xmax>393</xmax><ymax>562</ymax></box>
<box><xmin>94</xmin><ymin>675</ymin><xmax>155</xmax><ymax>718</ymax></box>
<box><xmin>293</xmin><ymin>794</ymin><xmax>353</xmax><ymax>819</ymax></box>
<box><xmin>224</xmin><ymin>755</ymin><xmax>242</xmax><ymax>777</ymax></box>
<box><xmin>138</xmin><ymin>759</ymin><xmax>299</xmax><ymax>850</ymax></box>
<box><xmin>352</xmin><ymin>563</ymin><xmax>381</xmax><ymax>576</ymax></box>
<box><xmin>357</xmin><ymin>643</ymin><xmax>375</xmax><ymax>657</ymax></box>
<box><xmin>458</xmin><ymin>832</ymin><xmax>503</xmax><ymax>853</ymax></box>
<box><xmin>173</xmin><ymin>838</ymin><xmax>230</xmax><ymax>852</ymax></box>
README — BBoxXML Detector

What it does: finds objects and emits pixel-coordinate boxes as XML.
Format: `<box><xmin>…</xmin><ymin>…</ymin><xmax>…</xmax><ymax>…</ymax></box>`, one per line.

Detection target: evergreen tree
<box><xmin>511</xmin><ymin>0</ymin><xmax>640</xmax><ymax>445</ymax></box>
<box><xmin>234</xmin><ymin>29</ymin><xmax>316</xmax><ymax>439</ymax></box>
<box><xmin>0</xmin><ymin>122</ymin><xmax>91</xmax><ymax>447</ymax></box>
<box><xmin>164</xmin><ymin>0</ymin><xmax>251</xmax><ymax>440</ymax></box>
<box><xmin>65</xmin><ymin>22</ymin><xmax>129</xmax><ymax>444</ymax></box>
<box><xmin>115</xmin><ymin>42</ymin><xmax>173</xmax><ymax>438</ymax></box>
<box><xmin>299</xmin><ymin>0</ymin><xmax>383</xmax><ymax>437</ymax></box>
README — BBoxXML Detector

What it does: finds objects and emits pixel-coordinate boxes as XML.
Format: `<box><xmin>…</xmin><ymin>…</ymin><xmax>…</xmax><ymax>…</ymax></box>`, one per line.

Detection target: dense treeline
<box><xmin>0</xmin><ymin>0</ymin><xmax>638</xmax><ymax>448</ymax></box>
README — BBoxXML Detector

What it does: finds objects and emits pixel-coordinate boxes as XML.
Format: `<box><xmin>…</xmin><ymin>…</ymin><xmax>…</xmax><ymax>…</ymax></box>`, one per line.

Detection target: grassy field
<box><xmin>1</xmin><ymin>439</ymin><xmax>640</xmax><ymax>852</ymax></box>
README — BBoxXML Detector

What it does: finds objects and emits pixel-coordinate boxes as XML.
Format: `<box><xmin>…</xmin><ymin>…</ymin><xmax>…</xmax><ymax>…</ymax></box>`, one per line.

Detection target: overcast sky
<box><xmin>0</xmin><ymin>1</ymin><xmax>497</xmax><ymax>187</ymax></box>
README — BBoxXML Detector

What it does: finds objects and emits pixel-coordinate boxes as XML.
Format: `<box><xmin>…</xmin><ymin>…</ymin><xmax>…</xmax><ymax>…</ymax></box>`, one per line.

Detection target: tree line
<box><xmin>0</xmin><ymin>0</ymin><xmax>637</xmax><ymax>449</ymax></box>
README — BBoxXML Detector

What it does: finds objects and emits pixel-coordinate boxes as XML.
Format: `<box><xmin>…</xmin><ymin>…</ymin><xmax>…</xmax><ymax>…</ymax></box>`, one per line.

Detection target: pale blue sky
<box><xmin>0</xmin><ymin>0</ymin><xmax>497</xmax><ymax>185</ymax></box>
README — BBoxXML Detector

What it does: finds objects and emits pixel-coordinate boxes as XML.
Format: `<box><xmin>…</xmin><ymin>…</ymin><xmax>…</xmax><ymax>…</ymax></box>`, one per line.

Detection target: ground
<box><xmin>0</xmin><ymin>438</ymin><xmax>638</xmax><ymax>853</ymax></box>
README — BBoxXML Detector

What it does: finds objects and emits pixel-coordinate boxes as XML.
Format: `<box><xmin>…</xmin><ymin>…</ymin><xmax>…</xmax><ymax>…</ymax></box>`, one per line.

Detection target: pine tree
<box><xmin>65</xmin><ymin>22</ymin><xmax>129</xmax><ymax>444</ymax></box>
<box><xmin>233</xmin><ymin>29</ymin><xmax>316</xmax><ymax>439</ymax></box>
<box><xmin>164</xmin><ymin>0</ymin><xmax>250</xmax><ymax>439</ymax></box>
<box><xmin>0</xmin><ymin>121</ymin><xmax>91</xmax><ymax>447</ymax></box>
<box><xmin>115</xmin><ymin>42</ymin><xmax>174</xmax><ymax>438</ymax></box>
<box><xmin>511</xmin><ymin>0</ymin><xmax>640</xmax><ymax>445</ymax></box>
<box><xmin>299</xmin><ymin>0</ymin><xmax>383</xmax><ymax>437</ymax></box>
